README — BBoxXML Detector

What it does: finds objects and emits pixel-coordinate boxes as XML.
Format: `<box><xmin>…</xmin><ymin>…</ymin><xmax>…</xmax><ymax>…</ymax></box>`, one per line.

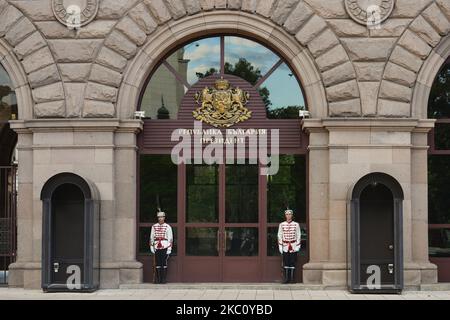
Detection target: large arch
<box><xmin>412</xmin><ymin>35</ymin><xmax>450</xmax><ymax>119</ymax></box>
<box><xmin>85</xmin><ymin>0</ymin><xmax>361</xmax><ymax>119</ymax></box>
<box><xmin>0</xmin><ymin>2</ymin><xmax>65</xmax><ymax>119</ymax></box>
<box><xmin>0</xmin><ymin>38</ymin><xmax>33</xmax><ymax>120</ymax></box>
<box><xmin>379</xmin><ymin>1</ymin><xmax>450</xmax><ymax>118</ymax></box>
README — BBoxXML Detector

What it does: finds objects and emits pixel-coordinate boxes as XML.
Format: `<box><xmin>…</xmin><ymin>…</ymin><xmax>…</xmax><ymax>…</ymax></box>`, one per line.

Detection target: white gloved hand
<box><xmin>278</xmin><ymin>245</ymin><xmax>283</xmax><ymax>254</ymax></box>
<box><xmin>167</xmin><ymin>249</ymin><xmax>172</xmax><ymax>255</ymax></box>
<box><xmin>150</xmin><ymin>246</ymin><xmax>155</xmax><ymax>254</ymax></box>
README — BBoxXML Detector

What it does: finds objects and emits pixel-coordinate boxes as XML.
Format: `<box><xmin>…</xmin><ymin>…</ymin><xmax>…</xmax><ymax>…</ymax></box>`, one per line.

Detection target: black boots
<box><xmin>161</xmin><ymin>268</ymin><xmax>167</xmax><ymax>284</ymax></box>
<box><xmin>283</xmin><ymin>268</ymin><xmax>296</xmax><ymax>284</ymax></box>
<box><xmin>289</xmin><ymin>268</ymin><xmax>296</xmax><ymax>284</ymax></box>
<box><xmin>154</xmin><ymin>268</ymin><xmax>168</xmax><ymax>284</ymax></box>
<box><xmin>283</xmin><ymin>268</ymin><xmax>289</xmax><ymax>284</ymax></box>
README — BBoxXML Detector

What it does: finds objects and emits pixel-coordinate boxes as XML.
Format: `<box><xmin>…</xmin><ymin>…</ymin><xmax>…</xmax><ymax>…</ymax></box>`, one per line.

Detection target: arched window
<box><xmin>139</xmin><ymin>35</ymin><xmax>306</xmax><ymax>120</ymax></box>
<box><xmin>0</xmin><ymin>63</ymin><xmax>18</xmax><ymax>165</ymax></box>
<box><xmin>428</xmin><ymin>57</ymin><xmax>450</xmax><ymax>282</ymax></box>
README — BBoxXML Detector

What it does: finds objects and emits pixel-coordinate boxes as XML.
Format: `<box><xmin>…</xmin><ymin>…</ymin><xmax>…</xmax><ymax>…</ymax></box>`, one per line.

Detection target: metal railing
<box><xmin>0</xmin><ymin>166</ymin><xmax>17</xmax><ymax>285</ymax></box>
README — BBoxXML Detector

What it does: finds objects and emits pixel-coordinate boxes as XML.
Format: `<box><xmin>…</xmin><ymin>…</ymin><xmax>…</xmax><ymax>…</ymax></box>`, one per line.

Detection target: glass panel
<box><xmin>225</xmin><ymin>228</ymin><xmax>258</xmax><ymax>256</ymax></box>
<box><xmin>140</xmin><ymin>155</ymin><xmax>177</xmax><ymax>223</ymax></box>
<box><xmin>267</xmin><ymin>226</ymin><xmax>308</xmax><ymax>257</ymax></box>
<box><xmin>428</xmin><ymin>156</ymin><xmax>450</xmax><ymax>224</ymax></box>
<box><xmin>139</xmin><ymin>63</ymin><xmax>186</xmax><ymax>119</ymax></box>
<box><xmin>428</xmin><ymin>60</ymin><xmax>450</xmax><ymax>119</ymax></box>
<box><xmin>224</xmin><ymin>36</ymin><xmax>279</xmax><ymax>80</ymax></box>
<box><xmin>264</xmin><ymin>63</ymin><xmax>306</xmax><ymax>119</ymax></box>
<box><xmin>429</xmin><ymin>227</ymin><xmax>450</xmax><ymax>258</ymax></box>
<box><xmin>434</xmin><ymin>124</ymin><xmax>450</xmax><ymax>150</ymax></box>
<box><xmin>0</xmin><ymin>64</ymin><xmax>17</xmax><ymax>122</ymax></box>
<box><xmin>267</xmin><ymin>155</ymin><xmax>307</xmax><ymax>223</ymax></box>
<box><xmin>186</xmin><ymin>165</ymin><xmax>218</xmax><ymax>223</ymax></box>
<box><xmin>139</xmin><ymin>226</ymin><xmax>177</xmax><ymax>256</ymax></box>
<box><xmin>186</xmin><ymin>228</ymin><xmax>219</xmax><ymax>256</ymax></box>
<box><xmin>169</xmin><ymin>37</ymin><xmax>221</xmax><ymax>85</ymax></box>
<box><xmin>225</xmin><ymin>165</ymin><xmax>258</xmax><ymax>223</ymax></box>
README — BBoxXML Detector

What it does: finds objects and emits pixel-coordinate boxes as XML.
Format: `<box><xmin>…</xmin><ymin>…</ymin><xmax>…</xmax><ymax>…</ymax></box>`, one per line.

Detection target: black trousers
<box><xmin>283</xmin><ymin>252</ymin><xmax>298</xmax><ymax>269</ymax></box>
<box><xmin>155</xmin><ymin>249</ymin><xmax>169</xmax><ymax>268</ymax></box>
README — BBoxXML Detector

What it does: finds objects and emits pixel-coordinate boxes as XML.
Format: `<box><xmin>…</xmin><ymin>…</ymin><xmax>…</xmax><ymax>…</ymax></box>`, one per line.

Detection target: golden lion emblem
<box><xmin>193</xmin><ymin>78</ymin><xmax>252</xmax><ymax>128</ymax></box>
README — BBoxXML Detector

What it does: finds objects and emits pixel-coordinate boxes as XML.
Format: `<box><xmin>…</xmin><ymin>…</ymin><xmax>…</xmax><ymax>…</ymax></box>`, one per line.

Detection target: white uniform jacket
<box><xmin>277</xmin><ymin>221</ymin><xmax>301</xmax><ymax>253</ymax></box>
<box><xmin>150</xmin><ymin>223</ymin><xmax>173</xmax><ymax>254</ymax></box>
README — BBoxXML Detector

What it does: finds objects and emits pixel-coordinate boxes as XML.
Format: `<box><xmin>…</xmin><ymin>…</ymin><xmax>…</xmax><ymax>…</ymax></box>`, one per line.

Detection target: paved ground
<box><xmin>1</xmin><ymin>288</ymin><xmax>450</xmax><ymax>300</ymax></box>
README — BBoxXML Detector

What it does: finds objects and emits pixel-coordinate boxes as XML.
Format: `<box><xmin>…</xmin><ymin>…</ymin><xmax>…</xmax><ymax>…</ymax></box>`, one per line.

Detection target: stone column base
<box><xmin>404</xmin><ymin>262</ymin><xmax>438</xmax><ymax>286</ymax></box>
<box><xmin>8</xmin><ymin>261</ymin><xmax>144</xmax><ymax>290</ymax></box>
<box><xmin>303</xmin><ymin>262</ymin><xmax>348</xmax><ymax>288</ymax></box>
<box><xmin>100</xmin><ymin>261</ymin><xmax>143</xmax><ymax>289</ymax></box>
<box><xmin>8</xmin><ymin>262</ymin><xmax>41</xmax><ymax>289</ymax></box>
<box><xmin>303</xmin><ymin>262</ymin><xmax>439</xmax><ymax>288</ymax></box>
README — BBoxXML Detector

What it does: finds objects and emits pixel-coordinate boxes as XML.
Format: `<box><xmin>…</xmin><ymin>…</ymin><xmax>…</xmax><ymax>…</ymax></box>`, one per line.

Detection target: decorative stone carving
<box><xmin>52</xmin><ymin>0</ymin><xmax>99</xmax><ymax>29</ymax></box>
<box><xmin>345</xmin><ymin>0</ymin><xmax>395</xmax><ymax>26</ymax></box>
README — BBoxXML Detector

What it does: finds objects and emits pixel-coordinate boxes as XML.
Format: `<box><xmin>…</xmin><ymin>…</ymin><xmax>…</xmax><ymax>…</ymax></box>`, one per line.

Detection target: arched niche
<box><xmin>348</xmin><ymin>172</ymin><xmax>404</xmax><ymax>293</ymax></box>
<box><xmin>40</xmin><ymin>173</ymin><xmax>100</xmax><ymax>292</ymax></box>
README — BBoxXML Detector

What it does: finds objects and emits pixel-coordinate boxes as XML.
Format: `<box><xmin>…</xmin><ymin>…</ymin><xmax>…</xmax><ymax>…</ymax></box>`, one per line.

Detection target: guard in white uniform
<box><xmin>150</xmin><ymin>212</ymin><xmax>173</xmax><ymax>284</ymax></box>
<box><xmin>278</xmin><ymin>209</ymin><xmax>301</xmax><ymax>283</ymax></box>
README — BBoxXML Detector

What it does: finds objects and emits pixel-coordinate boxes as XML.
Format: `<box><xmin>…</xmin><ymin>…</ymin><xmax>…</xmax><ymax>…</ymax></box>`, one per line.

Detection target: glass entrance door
<box><xmin>183</xmin><ymin>164</ymin><xmax>261</xmax><ymax>282</ymax></box>
<box><xmin>137</xmin><ymin>154</ymin><xmax>308</xmax><ymax>283</ymax></box>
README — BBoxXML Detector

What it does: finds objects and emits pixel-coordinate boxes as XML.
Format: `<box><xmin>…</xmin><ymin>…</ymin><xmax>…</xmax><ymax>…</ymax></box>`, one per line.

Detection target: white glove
<box><xmin>167</xmin><ymin>248</ymin><xmax>172</xmax><ymax>255</ymax></box>
<box><xmin>278</xmin><ymin>245</ymin><xmax>283</xmax><ymax>254</ymax></box>
<box><xmin>150</xmin><ymin>246</ymin><xmax>155</xmax><ymax>254</ymax></box>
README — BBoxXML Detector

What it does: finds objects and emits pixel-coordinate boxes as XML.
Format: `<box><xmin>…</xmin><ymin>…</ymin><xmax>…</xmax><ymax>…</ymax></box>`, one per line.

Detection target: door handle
<box><xmin>388</xmin><ymin>244</ymin><xmax>394</xmax><ymax>250</ymax></box>
<box><xmin>388</xmin><ymin>264</ymin><xmax>394</xmax><ymax>274</ymax></box>
<box><xmin>223</xmin><ymin>231</ymin><xmax>227</xmax><ymax>252</ymax></box>
<box><xmin>53</xmin><ymin>262</ymin><xmax>59</xmax><ymax>273</ymax></box>
<box><xmin>216</xmin><ymin>230</ymin><xmax>220</xmax><ymax>254</ymax></box>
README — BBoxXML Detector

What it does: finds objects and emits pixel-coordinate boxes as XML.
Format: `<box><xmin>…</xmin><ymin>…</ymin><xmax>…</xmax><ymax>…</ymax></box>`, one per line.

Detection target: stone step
<box><xmin>120</xmin><ymin>283</ymin><xmax>345</xmax><ymax>291</ymax></box>
<box><xmin>420</xmin><ymin>283</ymin><xmax>450</xmax><ymax>291</ymax></box>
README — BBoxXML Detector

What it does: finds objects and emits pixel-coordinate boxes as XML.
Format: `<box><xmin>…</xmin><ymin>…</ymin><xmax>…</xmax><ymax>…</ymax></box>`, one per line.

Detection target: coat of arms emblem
<box><xmin>193</xmin><ymin>78</ymin><xmax>252</xmax><ymax>128</ymax></box>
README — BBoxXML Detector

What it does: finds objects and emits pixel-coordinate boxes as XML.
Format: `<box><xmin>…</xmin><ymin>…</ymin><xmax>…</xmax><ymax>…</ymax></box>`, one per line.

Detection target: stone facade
<box><xmin>0</xmin><ymin>0</ymin><xmax>448</xmax><ymax>288</ymax></box>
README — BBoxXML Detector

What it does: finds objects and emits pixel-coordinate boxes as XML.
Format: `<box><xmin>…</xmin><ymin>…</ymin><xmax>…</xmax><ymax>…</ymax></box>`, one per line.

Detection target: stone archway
<box><xmin>83</xmin><ymin>0</ymin><xmax>361</xmax><ymax>119</ymax></box>
<box><xmin>378</xmin><ymin>1</ymin><xmax>450</xmax><ymax>118</ymax></box>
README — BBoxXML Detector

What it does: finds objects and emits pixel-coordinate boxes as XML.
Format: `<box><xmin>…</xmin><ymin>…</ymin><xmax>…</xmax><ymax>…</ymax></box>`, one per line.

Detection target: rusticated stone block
<box><xmin>85</xmin><ymin>82</ymin><xmax>118</xmax><ymax>102</ymax></box>
<box><xmin>322</xmin><ymin>62</ymin><xmax>356</xmax><ymax>87</ymax></box>
<box><xmin>49</xmin><ymin>39</ymin><xmax>102</xmax><ymax>63</ymax></box>
<box><xmin>14</xmin><ymin>31</ymin><xmax>47</xmax><ymax>60</ymax></box>
<box><xmin>308</xmin><ymin>29</ymin><xmax>339</xmax><ymax>58</ymax></box>
<box><xmin>4</xmin><ymin>17</ymin><xmax>35</xmax><ymax>47</ymax></box>
<box><xmin>116</xmin><ymin>17</ymin><xmax>147</xmax><ymax>46</ymax></box>
<box><xmin>379</xmin><ymin>80</ymin><xmax>413</xmax><ymax>103</ymax></box>
<box><xmin>329</xmin><ymin>99</ymin><xmax>361</xmax><ymax>117</ymax></box>
<box><xmin>164</xmin><ymin>0</ymin><xmax>187</xmax><ymax>19</ymax></box>
<box><xmin>295</xmin><ymin>15</ymin><xmax>327</xmax><ymax>45</ymax></box>
<box><xmin>89</xmin><ymin>64</ymin><xmax>123</xmax><ymax>88</ymax></box>
<box><xmin>105</xmin><ymin>31</ymin><xmax>138</xmax><ymax>59</ymax></box>
<box><xmin>128</xmin><ymin>3</ymin><xmax>158</xmax><ymax>34</ymax></box>
<box><xmin>34</xmin><ymin>100</ymin><xmax>65</xmax><ymax>118</ymax></box>
<box><xmin>283</xmin><ymin>3</ymin><xmax>313</xmax><ymax>34</ymax></box>
<box><xmin>409</xmin><ymin>15</ymin><xmax>441</xmax><ymax>47</ymax></box>
<box><xmin>96</xmin><ymin>47</ymin><xmax>129</xmax><ymax>72</ymax></box>
<box><xmin>21</xmin><ymin>47</ymin><xmax>54</xmax><ymax>74</ymax></box>
<box><xmin>28</xmin><ymin>64</ymin><xmax>60</xmax><ymax>88</ymax></box>
<box><xmin>83</xmin><ymin>100</ymin><xmax>116</xmax><ymax>118</ymax></box>
<box><xmin>144</xmin><ymin>0</ymin><xmax>172</xmax><ymax>24</ymax></box>
<box><xmin>383</xmin><ymin>62</ymin><xmax>417</xmax><ymax>87</ymax></box>
<box><xmin>271</xmin><ymin>0</ymin><xmax>300</xmax><ymax>25</ymax></box>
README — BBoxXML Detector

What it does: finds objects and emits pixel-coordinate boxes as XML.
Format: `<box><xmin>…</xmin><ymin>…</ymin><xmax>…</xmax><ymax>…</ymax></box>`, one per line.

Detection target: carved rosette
<box><xmin>345</xmin><ymin>0</ymin><xmax>396</xmax><ymax>26</ymax></box>
<box><xmin>52</xmin><ymin>0</ymin><xmax>99</xmax><ymax>28</ymax></box>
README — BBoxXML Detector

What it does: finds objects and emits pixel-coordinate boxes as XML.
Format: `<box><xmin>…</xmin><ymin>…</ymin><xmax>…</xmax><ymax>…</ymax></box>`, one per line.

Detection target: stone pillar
<box><xmin>8</xmin><ymin>125</ymin><xmax>40</xmax><ymax>289</ymax></box>
<box><xmin>101</xmin><ymin>120</ymin><xmax>143</xmax><ymax>288</ymax></box>
<box><xmin>8</xmin><ymin>119</ymin><xmax>143</xmax><ymax>289</ymax></box>
<box><xmin>302</xmin><ymin>120</ymin><xmax>331</xmax><ymax>285</ymax></box>
<box><xmin>302</xmin><ymin>118</ymin><xmax>438</xmax><ymax>288</ymax></box>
